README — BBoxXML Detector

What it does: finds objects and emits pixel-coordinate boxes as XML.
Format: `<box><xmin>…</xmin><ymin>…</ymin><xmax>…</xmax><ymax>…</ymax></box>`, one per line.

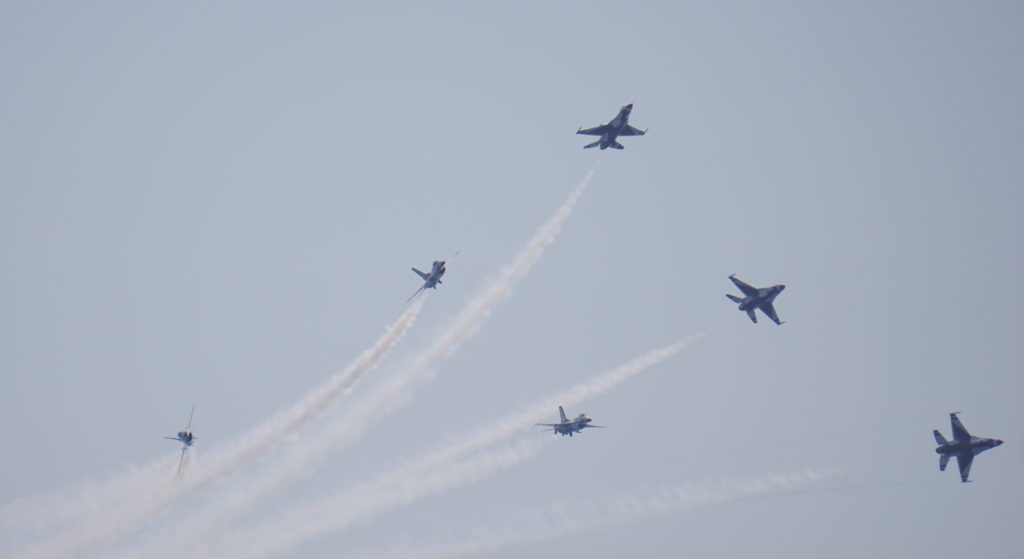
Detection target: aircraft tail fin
<box><xmin>933</xmin><ymin>430</ymin><xmax>948</xmax><ymax>446</ymax></box>
<box><xmin>583</xmin><ymin>140</ymin><xmax>601</xmax><ymax>149</ymax></box>
<box><xmin>726</xmin><ymin>294</ymin><xmax>744</xmax><ymax>304</ymax></box>
<box><xmin>939</xmin><ymin>453</ymin><xmax>949</xmax><ymax>472</ymax></box>
<box><xmin>412</xmin><ymin>268</ymin><xmax>429</xmax><ymax>280</ymax></box>
<box><xmin>558</xmin><ymin>406</ymin><xmax>568</xmax><ymax>423</ymax></box>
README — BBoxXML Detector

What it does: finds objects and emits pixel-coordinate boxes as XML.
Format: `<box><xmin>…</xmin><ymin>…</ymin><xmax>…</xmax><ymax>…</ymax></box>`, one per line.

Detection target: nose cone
<box><xmin>778</xmin><ymin>284</ymin><xmax>786</xmax><ymax>291</ymax></box>
<box><xmin>625</xmin><ymin>103</ymin><xmax>633</xmax><ymax>110</ymax></box>
<box><xmin>995</xmin><ymin>439</ymin><xmax>1004</xmax><ymax>446</ymax></box>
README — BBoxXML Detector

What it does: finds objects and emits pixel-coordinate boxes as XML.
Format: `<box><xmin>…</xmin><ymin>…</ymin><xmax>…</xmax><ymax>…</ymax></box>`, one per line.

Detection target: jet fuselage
<box><xmin>936</xmin><ymin>437</ymin><xmax>1002</xmax><ymax>458</ymax></box>
<box><xmin>737</xmin><ymin>285</ymin><xmax>785</xmax><ymax>311</ymax></box>
<box><xmin>595</xmin><ymin>104</ymin><xmax>633</xmax><ymax>150</ymax></box>
<box><xmin>424</xmin><ymin>261</ymin><xmax>446</xmax><ymax>288</ymax></box>
<box><xmin>553</xmin><ymin>415</ymin><xmax>593</xmax><ymax>436</ymax></box>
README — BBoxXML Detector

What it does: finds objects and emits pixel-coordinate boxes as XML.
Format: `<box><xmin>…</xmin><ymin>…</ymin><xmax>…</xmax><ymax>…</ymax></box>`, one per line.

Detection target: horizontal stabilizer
<box><xmin>939</xmin><ymin>453</ymin><xmax>949</xmax><ymax>472</ymax></box>
<box><xmin>933</xmin><ymin>430</ymin><xmax>948</xmax><ymax>445</ymax></box>
<box><xmin>726</xmin><ymin>294</ymin><xmax>744</xmax><ymax>304</ymax></box>
<box><xmin>610</xmin><ymin>141</ymin><xmax>625</xmax><ymax>150</ymax></box>
<box><xmin>746</xmin><ymin>309</ymin><xmax>757</xmax><ymax>323</ymax></box>
<box><xmin>583</xmin><ymin>140</ymin><xmax>601</xmax><ymax>149</ymax></box>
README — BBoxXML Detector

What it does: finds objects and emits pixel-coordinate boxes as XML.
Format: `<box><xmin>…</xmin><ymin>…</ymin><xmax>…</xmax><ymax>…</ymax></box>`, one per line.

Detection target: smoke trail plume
<box><xmin>195</xmin><ymin>332</ymin><xmax>702</xmax><ymax>559</ymax></box>
<box><xmin>146</xmin><ymin>165</ymin><xmax>599</xmax><ymax>556</ymax></box>
<box><xmin>4</xmin><ymin>300</ymin><xmax>423</xmax><ymax>559</ymax></box>
<box><xmin>359</xmin><ymin>469</ymin><xmax>836</xmax><ymax>559</ymax></box>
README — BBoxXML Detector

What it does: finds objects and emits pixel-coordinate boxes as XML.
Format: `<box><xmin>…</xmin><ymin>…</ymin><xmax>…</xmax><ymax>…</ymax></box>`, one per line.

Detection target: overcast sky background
<box><xmin>2</xmin><ymin>2</ymin><xmax>1022</xmax><ymax>558</ymax></box>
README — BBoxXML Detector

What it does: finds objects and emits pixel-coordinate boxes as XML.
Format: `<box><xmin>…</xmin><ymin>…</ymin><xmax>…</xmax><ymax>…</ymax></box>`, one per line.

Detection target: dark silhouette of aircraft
<box><xmin>165</xmin><ymin>404</ymin><xmax>196</xmax><ymax>474</ymax></box>
<box><xmin>726</xmin><ymin>274</ymin><xmax>786</xmax><ymax>325</ymax></box>
<box><xmin>408</xmin><ymin>259</ymin><xmax>447</xmax><ymax>302</ymax></box>
<box><xmin>576</xmin><ymin>103</ymin><xmax>647</xmax><ymax>150</ymax></box>
<box><xmin>934</xmin><ymin>412</ymin><xmax>1003</xmax><ymax>482</ymax></box>
<box><xmin>536</xmin><ymin>406</ymin><xmax>604</xmax><ymax>437</ymax></box>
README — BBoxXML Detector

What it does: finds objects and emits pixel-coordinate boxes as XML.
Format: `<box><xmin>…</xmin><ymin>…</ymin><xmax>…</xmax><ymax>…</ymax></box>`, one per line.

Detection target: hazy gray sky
<box><xmin>2</xmin><ymin>2</ymin><xmax>1022</xmax><ymax>558</ymax></box>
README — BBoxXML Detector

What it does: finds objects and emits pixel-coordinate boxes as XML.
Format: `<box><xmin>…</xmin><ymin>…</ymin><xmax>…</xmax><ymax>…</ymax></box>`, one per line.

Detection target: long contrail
<box><xmin>353</xmin><ymin>470</ymin><xmax>836</xmax><ymax>559</ymax></box>
<box><xmin>5</xmin><ymin>300</ymin><xmax>423</xmax><ymax>559</ymax></box>
<box><xmin>194</xmin><ymin>332</ymin><xmax>703</xmax><ymax>559</ymax></box>
<box><xmin>140</xmin><ymin>165</ymin><xmax>600</xmax><ymax>557</ymax></box>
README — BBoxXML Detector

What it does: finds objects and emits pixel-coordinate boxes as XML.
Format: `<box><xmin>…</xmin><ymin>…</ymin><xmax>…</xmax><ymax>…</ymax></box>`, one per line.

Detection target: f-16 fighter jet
<box><xmin>165</xmin><ymin>404</ymin><xmax>197</xmax><ymax>474</ymax></box>
<box><xmin>576</xmin><ymin>103</ymin><xmax>647</xmax><ymax>150</ymax></box>
<box><xmin>726</xmin><ymin>274</ymin><xmax>786</xmax><ymax>325</ymax></box>
<box><xmin>407</xmin><ymin>259</ymin><xmax>447</xmax><ymax>302</ymax></box>
<box><xmin>934</xmin><ymin>412</ymin><xmax>1003</xmax><ymax>483</ymax></box>
<box><xmin>536</xmin><ymin>406</ymin><xmax>604</xmax><ymax>437</ymax></box>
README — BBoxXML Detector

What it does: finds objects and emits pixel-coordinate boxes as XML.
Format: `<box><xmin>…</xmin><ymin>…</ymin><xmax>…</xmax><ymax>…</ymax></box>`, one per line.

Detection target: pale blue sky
<box><xmin>2</xmin><ymin>2</ymin><xmax>1022</xmax><ymax>558</ymax></box>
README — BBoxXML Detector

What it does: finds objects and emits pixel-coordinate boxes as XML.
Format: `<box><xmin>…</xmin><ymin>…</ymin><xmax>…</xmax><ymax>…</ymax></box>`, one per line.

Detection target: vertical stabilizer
<box><xmin>558</xmin><ymin>406</ymin><xmax>568</xmax><ymax>423</ymax></box>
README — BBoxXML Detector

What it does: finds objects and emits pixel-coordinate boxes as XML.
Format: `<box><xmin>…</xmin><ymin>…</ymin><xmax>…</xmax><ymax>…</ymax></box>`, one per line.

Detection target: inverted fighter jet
<box><xmin>726</xmin><ymin>274</ymin><xmax>786</xmax><ymax>325</ymax></box>
<box><xmin>934</xmin><ymin>412</ymin><xmax>1003</xmax><ymax>483</ymax></box>
<box><xmin>536</xmin><ymin>406</ymin><xmax>604</xmax><ymax>437</ymax></box>
<box><xmin>165</xmin><ymin>404</ymin><xmax>197</xmax><ymax>475</ymax></box>
<box><xmin>576</xmin><ymin>103</ymin><xmax>647</xmax><ymax>150</ymax></box>
<box><xmin>407</xmin><ymin>259</ymin><xmax>447</xmax><ymax>302</ymax></box>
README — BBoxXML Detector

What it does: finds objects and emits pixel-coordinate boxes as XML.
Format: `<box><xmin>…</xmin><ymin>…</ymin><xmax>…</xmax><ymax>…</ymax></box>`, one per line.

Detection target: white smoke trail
<box><xmin>196</xmin><ymin>333</ymin><xmax>702</xmax><ymax>559</ymax></box>
<box><xmin>138</xmin><ymin>165</ymin><xmax>599</xmax><ymax>557</ymax></box>
<box><xmin>4</xmin><ymin>300</ymin><xmax>423</xmax><ymax>559</ymax></box>
<box><xmin>357</xmin><ymin>469</ymin><xmax>837</xmax><ymax>559</ymax></box>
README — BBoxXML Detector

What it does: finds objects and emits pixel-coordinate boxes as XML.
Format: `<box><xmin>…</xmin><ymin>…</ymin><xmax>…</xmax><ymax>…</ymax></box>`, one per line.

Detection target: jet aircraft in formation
<box><xmin>536</xmin><ymin>406</ymin><xmax>604</xmax><ymax>437</ymax></box>
<box><xmin>407</xmin><ymin>259</ymin><xmax>448</xmax><ymax>302</ymax></box>
<box><xmin>933</xmin><ymin>412</ymin><xmax>1003</xmax><ymax>483</ymax></box>
<box><xmin>576</xmin><ymin>103</ymin><xmax>647</xmax><ymax>150</ymax></box>
<box><xmin>726</xmin><ymin>274</ymin><xmax>786</xmax><ymax>325</ymax></box>
<box><xmin>164</xmin><ymin>404</ymin><xmax>197</xmax><ymax>474</ymax></box>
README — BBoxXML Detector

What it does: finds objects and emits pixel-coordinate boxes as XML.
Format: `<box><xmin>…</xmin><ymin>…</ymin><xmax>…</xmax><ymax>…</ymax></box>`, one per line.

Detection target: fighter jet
<box><xmin>165</xmin><ymin>404</ymin><xmax>197</xmax><ymax>475</ymax></box>
<box><xmin>933</xmin><ymin>412</ymin><xmax>1003</xmax><ymax>483</ymax></box>
<box><xmin>407</xmin><ymin>259</ymin><xmax>447</xmax><ymax>302</ymax></box>
<box><xmin>576</xmin><ymin>103</ymin><xmax>647</xmax><ymax>150</ymax></box>
<box><xmin>536</xmin><ymin>406</ymin><xmax>604</xmax><ymax>437</ymax></box>
<box><xmin>726</xmin><ymin>274</ymin><xmax>786</xmax><ymax>325</ymax></box>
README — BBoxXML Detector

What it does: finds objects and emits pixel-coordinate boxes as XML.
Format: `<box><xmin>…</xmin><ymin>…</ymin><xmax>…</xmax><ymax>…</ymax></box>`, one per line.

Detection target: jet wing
<box><xmin>406</xmin><ymin>285</ymin><xmax>426</xmax><ymax>303</ymax></box>
<box><xmin>956</xmin><ymin>452</ymin><xmax>974</xmax><ymax>482</ymax></box>
<box><xmin>177</xmin><ymin>447</ymin><xmax>187</xmax><ymax>475</ymax></box>
<box><xmin>760</xmin><ymin>302</ymin><xmax>783</xmax><ymax>325</ymax></box>
<box><xmin>618</xmin><ymin>125</ymin><xmax>647</xmax><ymax>136</ymax></box>
<box><xmin>412</xmin><ymin>267</ymin><xmax>430</xmax><ymax>280</ymax></box>
<box><xmin>536</xmin><ymin>423</ymin><xmax>565</xmax><ymax>427</ymax></box>
<box><xmin>950</xmin><ymin>414</ymin><xmax>971</xmax><ymax>443</ymax></box>
<box><xmin>577</xmin><ymin>124</ymin><xmax>610</xmax><ymax>136</ymax></box>
<box><xmin>729</xmin><ymin>275</ymin><xmax>759</xmax><ymax>297</ymax></box>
